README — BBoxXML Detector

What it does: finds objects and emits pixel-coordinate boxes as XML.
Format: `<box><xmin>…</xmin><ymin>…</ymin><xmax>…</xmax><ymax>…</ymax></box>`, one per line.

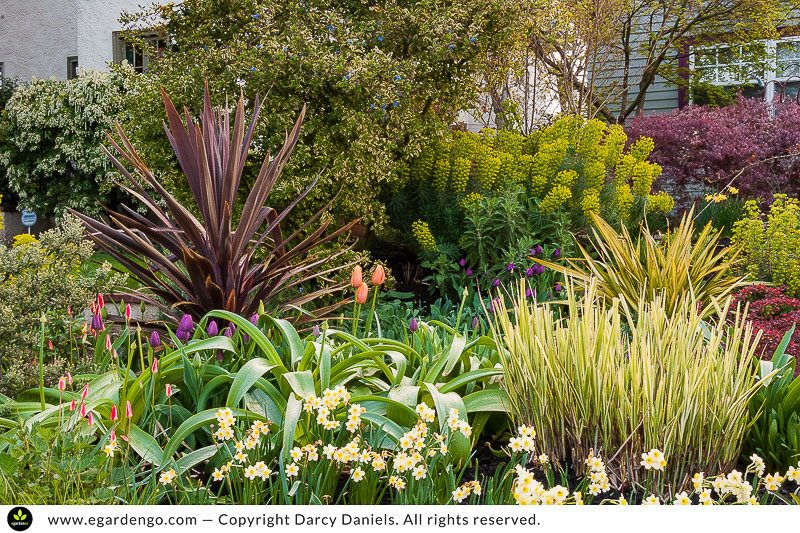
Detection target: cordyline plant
<box><xmin>70</xmin><ymin>84</ymin><xmax>357</xmax><ymax>322</ymax></box>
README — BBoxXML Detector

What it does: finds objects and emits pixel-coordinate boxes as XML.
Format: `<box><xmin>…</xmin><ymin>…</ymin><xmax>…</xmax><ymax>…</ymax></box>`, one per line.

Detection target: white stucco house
<box><xmin>0</xmin><ymin>0</ymin><xmax>157</xmax><ymax>82</ymax></box>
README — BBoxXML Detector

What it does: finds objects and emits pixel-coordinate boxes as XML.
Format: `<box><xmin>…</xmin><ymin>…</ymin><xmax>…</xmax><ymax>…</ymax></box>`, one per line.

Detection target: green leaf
<box><xmin>424</xmin><ymin>383</ymin><xmax>470</xmax><ymax>462</ymax></box>
<box><xmin>267</xmin><ymin>316</ymin><xmax>305</xmax><ymax>368</ymax></box>
<box><xmin>282</xmin><ymin>370</ymin><xmax>316</xmax><ymax>400</ymax></box>
<box><xmin>280</xmin><ymin>394</ymin><xmax>303</xmax><ymax>462</ymax></box>
<box><xmin>463</xmin><ymin>389</ymin><xmax>510</xmax><ymax>413</ymax></box>
<box><xmin>129</xmin><ymin>424</ymin><xmax>164</xmax><ymax>466</ymax></box>
<box><xmin>225</xmin><ymin>358</ymin><xmax>277</xmax><ymax>408</ymax></box>
<box><xmin>173</xmin><ymin>445</ymin><xmax>218</xmax><ymax>475</ymax></box>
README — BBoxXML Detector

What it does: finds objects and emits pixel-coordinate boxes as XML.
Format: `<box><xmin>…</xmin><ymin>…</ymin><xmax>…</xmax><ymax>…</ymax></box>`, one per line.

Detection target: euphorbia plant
<box><xmin>70</xmin><ymin>83</ymin><xmax>357</xmax><ymax>323</ymax></box>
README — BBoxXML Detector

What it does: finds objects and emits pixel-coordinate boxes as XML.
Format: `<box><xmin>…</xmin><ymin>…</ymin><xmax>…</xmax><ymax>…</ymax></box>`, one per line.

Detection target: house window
<box><xmin>0</xmin><ymin>62</ymin><xmax>4</xmax><ymax>80</ymax></box>
<box><xmin>692</xmin><ymin>37</ymin><xmax>800</xmax><ymax>104</ymax></box>
<box><xmin>112</xmin><ymin>32</ymin><xmax>167</xmax><ymax>73</ymax></box>
<box><xmin>67</xmin><ymin>56</ymin><xmax>79</xmax><ymax>80</ymax></box>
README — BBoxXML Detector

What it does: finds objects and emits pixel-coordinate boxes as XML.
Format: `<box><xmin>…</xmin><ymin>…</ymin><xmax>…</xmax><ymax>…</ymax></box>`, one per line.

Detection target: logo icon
<box><xmin>7</xmin><ymin>507</ymin><xmax>32</xmax><ymax>532</ymax></box>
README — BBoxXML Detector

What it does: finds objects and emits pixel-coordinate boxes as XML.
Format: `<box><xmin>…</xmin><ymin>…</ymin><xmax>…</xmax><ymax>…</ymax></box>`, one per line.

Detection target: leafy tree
<box><xmin>0</xmin><ymin>69</ymin><xmax>137</xmax><ymax>216</ymax></box>
<box><xmin>528</xmin><ymin>0</ymin><xmax>795</xmax><ymax>123</ymax></box>
<box><xmin>117</xmin><ymin>0</ymin><xmax>523</xmax><ymax>229</ymax></box>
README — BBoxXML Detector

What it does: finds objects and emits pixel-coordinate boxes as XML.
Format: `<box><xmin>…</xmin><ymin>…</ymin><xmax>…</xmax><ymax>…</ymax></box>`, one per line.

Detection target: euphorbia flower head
<box><xmin>151</xmin><ymin>358</ymin><xmax>159</xmax><ymax>374</ymax></box>
<box><xmin>355</xmin><ymin>283</ymin><xmax>368</xmax><ymax>304</ymax></box>
<box><xmin>111</xmin><ymin>404</ymin><xmax>118</xmax><ymax>421</ymax></box>
<box><xmin>80</xmin><ymin>383</ymin><xmax>89</xmax><ymax>399</ymax></box>
<box><xmin>350</xmin><ymin>266</ymin><xmax>363</xmax><ymax>288</ymax></box>
<box><xmin>372</xmin><ymin>264</ymin><xmax>386</xmax><ymax>285</ymax></box>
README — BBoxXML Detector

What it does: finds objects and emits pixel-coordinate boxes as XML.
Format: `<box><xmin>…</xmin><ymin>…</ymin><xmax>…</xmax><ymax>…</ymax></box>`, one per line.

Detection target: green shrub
<box><xmin>0</xmin><ymin>217</ymin><xmax>124</xmax><ymax>396</ymax></box>
<box><xmin>0</xmin><ymin>69</ymin><xmax>137</xmax><ymax>216</ymax></box>
<box><xmin>732</xmin><ymin>194</ymin><xmax>800</xmax><ymax>297</ymax></box>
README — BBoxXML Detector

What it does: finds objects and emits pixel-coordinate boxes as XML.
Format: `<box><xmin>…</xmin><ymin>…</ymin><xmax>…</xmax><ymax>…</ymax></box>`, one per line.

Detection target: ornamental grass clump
<box><xmin>492</xmin><ymin>279</ymin><xmax>767</xmax><ymax>495</ymax></box>
<box><xmin>535</xmin><ymin>210</ymin><xmax>743</xmax><ymax>318</ymax></box>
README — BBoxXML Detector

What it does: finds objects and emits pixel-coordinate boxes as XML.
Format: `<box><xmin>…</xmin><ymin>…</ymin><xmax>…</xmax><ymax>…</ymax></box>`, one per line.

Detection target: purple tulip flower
<box><xmin>91</xmin><ymin>313</ymin><xmax>104</xmax><ymax>332</ymax></box>
<box><xmin>312</xmin><ymin>324</ymin><xmax>321</xmax><ymax>337</ymax></box>
<box><xmin>207</xmin><ymin>321</ymin><xmax>219</xmax><ymax>337</ymax></box>
<box><xmin>149</xmin><ymin>330</ymin><xmax>161</xmax><ymax>348</ymax></box>
<box><xmin>472</xmin><ymin>316</ymin><xmax>479</xmax><ymax>329</ymax></box>
<box><xmin>553</xmin><ymin>248</ymin><xmax>561</xmax><ymax>258</ymax></box>
<box><xmin>459</xmin><ymin>258</ymin><xmax>466</xmax><ymax>267</ymax></box>
<box><xmin>493</xmin><ymin>278</ymin><xmax>500</xmax><ymax>288</ymax></box>
<box><xmin>525</xmin><ymin>267</ymin><xmax>534</xmax><ymax>277</ymax></box>
<box><xmin>409</xmin><ymin>318</ymin><xmax>419</xmax><ymax>332</ymax></box>
<box><xmin>179</xmin><ymin>314</ymin><xmax>194</xmax><ymax>332</ymax></box>
<box><xmin>176</xmin><ymin>328</ymin><xmax>191</xmax><ymax>342</ymax></box>
<box><xmin>507</xmin><ymin>263</ymin><xmax>515</xmax><ymax>272</ymax></box>
<box><xmin>554</xmin><ymin>282</ymin><xmax>562</xmax><ymax>292</ymax></box>
<box><xmin>251</xmin><ymin>314</ymin><xmax>259</xmax><ymax>326</ymax></box>
<box><xmin>466</xmin><ymin>268</ymin><xmax>473</xmax><ymax>276</ymax></box>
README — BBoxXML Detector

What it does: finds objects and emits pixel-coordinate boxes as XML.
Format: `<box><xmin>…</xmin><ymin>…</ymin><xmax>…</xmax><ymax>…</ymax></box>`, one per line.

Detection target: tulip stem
<box><xmin>363</xmin><ymin>288</ymin><xmax>378</xmax><ymax>338</ymax></box>
<box><xmin>38</xmin><ymin>315</ymin><xmax>46</xmax><ymax>411</ymax></box>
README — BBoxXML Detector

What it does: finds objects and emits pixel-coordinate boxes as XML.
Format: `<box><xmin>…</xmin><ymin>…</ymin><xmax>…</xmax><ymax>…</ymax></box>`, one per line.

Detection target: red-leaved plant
<box><xmin>70</xmin><ymin>83</ymin><xmax>357</xmax><ymax>323</ymax></box>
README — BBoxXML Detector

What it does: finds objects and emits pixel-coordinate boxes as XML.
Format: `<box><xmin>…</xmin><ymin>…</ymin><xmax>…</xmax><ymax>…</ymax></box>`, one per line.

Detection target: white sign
<box><xmin>20</xmin><ymin>210</ymin><xmax>37</xmax><ymax>227</ymax></box>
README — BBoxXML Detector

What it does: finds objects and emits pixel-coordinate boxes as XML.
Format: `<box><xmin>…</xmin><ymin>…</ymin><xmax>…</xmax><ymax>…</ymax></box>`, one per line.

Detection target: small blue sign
<box><xmin>20</xmin><ymin>210</ymin><xmax>37</xmax><ymax>227</ymax></box>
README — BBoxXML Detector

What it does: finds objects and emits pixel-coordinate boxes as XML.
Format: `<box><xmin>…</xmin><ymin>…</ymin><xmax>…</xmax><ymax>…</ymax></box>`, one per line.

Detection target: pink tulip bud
<box><xmin>80</xmin><ymin>383</ymin><xmax>89</xmax><ymax>399</ymax></box>
<box><xmin>87</xmin><ymin>412</ymin><xmax>94</xmax><ymax>426</ymax></box>
<box><xmin>112</xmin><ymin>348</ymin><xmax>119</xmax><ymax>359</ymax></box>
<box><xmin>165</xmin><ymin>383</ymin><xmax>173</xmax><ymax>397</ymax></box>
<box><xmin>125</xmin><ymin>303</ymin><xmax>131</xmax><ymax>320</ymax></box>
<box><xmin>151</xmin><ymin>358</ymin><xmax>159</xmax><ymax>374</ymax></box>
<box><xmin>105</xmin><ymin>336</ymin><xmax>112</xmax><ymax>351</ymax></box>
<box><xmin>97</xmin><ymin>293</ymin><xmax>104</xmax><ymax>309</ymax></box>
<box><xmin>110</xmin><ymin>429</ymin><xmax>116</xmax><ymax>443</ymax></box>
<box><xmin>48</xmin><ymin>340</ymin><xmax>54</xmax><ymax>351</ymax></box>
<box><xmin>79</xmin><ymin>402</ymin><xmax>86</xmax><ymax>417</ymax></box>
<box><xmin>126</xmin><ymin>400</ymin><xmax>133</xmax><ymax>419</ymax></box>
<box><xmin>68</xmin><ymin>306</ymin><xmax>73</xmax><ymax>315</ymax></box>
<box><xmin>58</xmin><ymin>377</ymin><xmax>66</xmax><ymax>391</ymax></box>
<box><xmin>355</xmin><ymin>283</ymin><xmax>369</xmax><ymax>304</ymax></box>
<box><xmin>111</xmin><ymin>404</ymin><xmax>118</xmax><ymax>421</ymax></box>
<box><xmin>67</xmin><ymin>371</ymin><xmax>73</xmax><ymax>385</ymax></box>
<box><xmin>70</xmin><ymin>399</ymin><xmax>76</xmax><ymax>412</ymax></box>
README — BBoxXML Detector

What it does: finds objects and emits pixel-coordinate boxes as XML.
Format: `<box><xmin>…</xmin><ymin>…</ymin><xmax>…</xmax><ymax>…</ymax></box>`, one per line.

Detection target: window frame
<box><xmin>112</xmin><ymin>31</ymin><xmax>167</xmax><ymax>74</ymax></box>
<box><xmin>690</xmin><ymin>36</ymin><xmax>800</xmax><ymax>103</ymax></box>
<box><xmin>66</xmin><ymin>56</ymin><xmax>79</xmax><ymax>80</ymax></box>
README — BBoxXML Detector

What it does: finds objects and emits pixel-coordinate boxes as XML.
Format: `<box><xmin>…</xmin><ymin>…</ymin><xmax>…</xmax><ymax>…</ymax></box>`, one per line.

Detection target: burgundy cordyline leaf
<box><xmin>69</xmin><ymin>81</ymin><xmax>359</xmax><ymax>324</ymax></box>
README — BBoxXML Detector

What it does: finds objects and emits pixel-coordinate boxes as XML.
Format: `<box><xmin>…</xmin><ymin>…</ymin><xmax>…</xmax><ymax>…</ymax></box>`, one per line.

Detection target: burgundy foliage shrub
<box><xmin>627</xmin><ymin>97</ymin><xmax>800</xmax><ymax>204</ymax></box>
<box><xmin>733</xmin><ymin>284</ymin><xmax>800</xmax><ymax>375</ymax></box>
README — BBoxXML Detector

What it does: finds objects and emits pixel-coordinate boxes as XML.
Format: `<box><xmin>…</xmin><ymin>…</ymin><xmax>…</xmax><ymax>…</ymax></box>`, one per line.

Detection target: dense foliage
<box><xmin>627</xmin><ymin>97</ymin><xmax>800</xmax><ymax>205</ymax></box>
<box><xmin>0</xmin><ymin>69</ymin><xmax>136</xmax><ymax>216</ymax></box>
<box><xmin>117</xmin><ymin>0</ymin><xmax>523</xmax><ymax>228</ymax></box>
<box><xmin>0</xmin><ymin>217</ymin><xmax>123</xmax><ymax>396</ymax></box>
<box><xmin>393</xmin><ymin>117</ymin><xmax>671</xmax><ymax>299</ymax></box>
<box><xmin>732</xmin><ymin>195</ymin><xmax>800</xmax><ymax>297</ymax></box>
<box><xmin>734</xmin><ymin>285</ymin><xmax>800</xmax><ymax>373</ymax></box>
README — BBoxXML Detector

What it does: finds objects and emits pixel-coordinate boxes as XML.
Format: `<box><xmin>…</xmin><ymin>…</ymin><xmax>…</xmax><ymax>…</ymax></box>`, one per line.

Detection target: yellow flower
<box><xmin>352</xmin><ymin>467</ymin><xmax>365</xmax><ymax>482</ymax></box>
<box><xmin>729</xmin><ymin>187</ymin><xmax>739</xmax><ymax>195</ymax></box>
<box><xmin>643</xmin><ymin>495</ymin><xmax>660</xmax><ymax>505</ymax></box>
<box><xmin>672</xmin><ymin>491</ymin><xmax>691</xmax><ymax>505</ymax></box>
<box><xmin>285</xmin><ymin>462</ymin><xmax>299</xmax><ymax>478</ymax></box>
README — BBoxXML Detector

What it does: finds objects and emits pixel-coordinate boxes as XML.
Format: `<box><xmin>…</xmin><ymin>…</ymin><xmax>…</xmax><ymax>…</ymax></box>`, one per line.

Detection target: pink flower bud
<box><xmin>87</xmin><ymin>412</ymin><xmax>94</xmax><ymax>426</ymax></box>
<box><xmin>110</xmin><ymin>429</ymin><xmax>116</xmax><ymax>443</ymax></box>
<box><xmin>111</xmin><ymin>404</ymin><xmax>118</xmax><ymax>421</ymax></box>
<box><xmin>125</xmin><ymin>303</ymin><xmax>131</xmax><ymax>320</ymax></box>
<box><xmin>58</xmin><ymin>377</ymin><xmax>66</xmax><ymax>391</ymax></box>
<box><xmin>48</xmin><ymin>340</ymin><xmax>54</xmax><ymax>351</ymax></box>
<box><xmin>80</xmin><ymin>402</ymin><xmax>86</xmax><ymax>417</ymax></box>
<box><xmin>70</xmin><ymin>399</ymin><xmax>76</xmax><ymax>412</ymax></box>
<box><xmin>151</xmin><ymin>358</ymin><xmax>159</xmax><ymax>374</ymax></box>
<box><xmin>126</xmin><ymin>400</ymin><xmax>133</xmax><ymax>419</ymax></box>
<box><xmin>67</xmin><ymin>371</ymin><xmax>73</xmax><ymax>385</ymax></box>
<box><xmin>97</xmin><ymin>293</ymin><xmax>104</xmax><ymax>309</ymax></box>
<box><xmin>112</xmin><ymin>348</ymin><xmax>119</xmax><ymax>359</ymax></box>
<box><xmin>105</xmin><ymin>336</ymin><xmax>112</xmax><ymax>351</ymax></box>
<box><xmin>80</xmin><ymin>383</ymin><xmax>89</xmax><ymax>399</ymax></box>
<box><xmin>166</xmin><ymin>383</ymin><xmax>173</xmax><ymax>397</ymax></box>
